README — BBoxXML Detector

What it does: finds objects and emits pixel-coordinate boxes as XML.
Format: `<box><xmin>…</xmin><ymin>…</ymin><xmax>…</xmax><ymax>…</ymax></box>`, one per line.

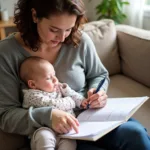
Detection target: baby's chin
<box><xmin>41</xmin><ymin>88</ymin><xmax>54</xmax><ymax>93</ymax></box>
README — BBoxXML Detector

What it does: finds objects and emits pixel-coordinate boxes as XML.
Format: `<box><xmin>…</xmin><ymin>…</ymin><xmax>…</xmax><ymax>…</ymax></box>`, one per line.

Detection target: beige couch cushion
<box><xmin>116</xmin><ymin>25</ymin><xmax>150</xmax><ymax>87</ymax></box>
<box><xmin>83</xmin><ymin>19</ymin><xmax>120</xmax><ymax>76</ymax></box>
<box><xmin>108</xmin><ymin>75</ymin><xmax>150</xmax><ymax>98</ymax></box>
<box><xmin>108</xmin><ymin>74</ymin><xmax>150</xmax><ymax>134</ymax></box>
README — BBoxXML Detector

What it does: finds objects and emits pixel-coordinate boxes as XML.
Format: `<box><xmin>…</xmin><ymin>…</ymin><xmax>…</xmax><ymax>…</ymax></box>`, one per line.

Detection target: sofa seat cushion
<box><xmin>108</xmin><ymin>74</ymin><xmax>150</xmax><ymax>97</ymax></box>
<box><xmin>108</xmin><ymin>74</ymin><xmax>150</xmax><ymax>134</ymax></box>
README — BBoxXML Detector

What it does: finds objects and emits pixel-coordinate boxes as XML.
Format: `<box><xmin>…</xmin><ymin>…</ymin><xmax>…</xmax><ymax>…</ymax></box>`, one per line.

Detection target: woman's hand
<box><xmin>87</xmin><ymin>88</ymin><xmax>108</xmax><ymax>108</ymax></box>
<box><xmin>51</xmin><ymin>109</ymin><xmax>79</xmax><ymax>134</ymax></box>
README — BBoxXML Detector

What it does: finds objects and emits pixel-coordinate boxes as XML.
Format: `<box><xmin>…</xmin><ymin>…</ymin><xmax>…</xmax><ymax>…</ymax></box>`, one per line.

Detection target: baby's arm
<box><xmin>22</xmin><ymin>89</ymin><xmax>76</xmax><ymax>111</ymax></box>
<box><xmin>60</xmin><ymin>83</ymin><xmax>87</xmax><ymax>108</ymax></box>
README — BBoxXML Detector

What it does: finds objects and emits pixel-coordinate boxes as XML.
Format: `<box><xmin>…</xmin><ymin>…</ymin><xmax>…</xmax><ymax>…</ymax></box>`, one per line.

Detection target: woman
<box><xmin>0</xmin><ymin>0</ymin><xmax>149</xmax><ymax>150</ymax></box>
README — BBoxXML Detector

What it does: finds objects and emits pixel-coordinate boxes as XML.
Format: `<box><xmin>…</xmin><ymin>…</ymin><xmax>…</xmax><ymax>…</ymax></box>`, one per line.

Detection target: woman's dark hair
<box><xmin>14</xmin><ymin>0</ymin><xmax>87</xmax><ymax>51</ymax></box>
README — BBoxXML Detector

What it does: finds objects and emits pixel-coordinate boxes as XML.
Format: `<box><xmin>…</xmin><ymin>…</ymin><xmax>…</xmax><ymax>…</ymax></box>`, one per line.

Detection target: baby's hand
<box><xmin>59</xmin><ymin>83</ymin><xmax>67</xmax><ymax>89</ymax></box>
<box><xmin>81</xmin><ymin>99</ymin><xmax>89</xmax><ymax>109</ymax></box>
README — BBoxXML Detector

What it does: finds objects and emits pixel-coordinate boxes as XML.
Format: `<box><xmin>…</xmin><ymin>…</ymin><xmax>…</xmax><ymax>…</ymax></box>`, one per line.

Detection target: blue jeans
<box><xmin>77</xmin><ymin>118</ymin><xmax>150</xmax><ymax>150</ymax></box>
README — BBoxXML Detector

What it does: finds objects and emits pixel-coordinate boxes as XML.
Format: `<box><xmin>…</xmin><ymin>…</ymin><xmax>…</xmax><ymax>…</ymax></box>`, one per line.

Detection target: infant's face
<box><xmin>34</xmin><ymin>63</ymin><xmax>58</xmax><ymax>92</ymax></box>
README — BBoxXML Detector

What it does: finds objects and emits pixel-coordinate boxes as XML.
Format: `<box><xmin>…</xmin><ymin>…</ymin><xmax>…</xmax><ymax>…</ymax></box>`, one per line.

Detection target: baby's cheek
<box><xmin>45</xmin><ymin>82</ymin><xmax>52</xmax><ymax>88</ymax></box>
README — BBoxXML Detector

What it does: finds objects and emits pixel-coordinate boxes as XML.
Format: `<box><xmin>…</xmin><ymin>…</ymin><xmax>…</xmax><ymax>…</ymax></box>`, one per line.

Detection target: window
<box><xmin>146</xmin><ymin>0</ymin><xmax>150</xmax><ymax>5</ymax></box>
<box><xmin>144</xmin><ymin>0</ymin><xmax>150</xmax><ymax>20</ymax></box>
<box><xmin>145</xmin><ymin>0</ymin><xmax>150</xmax><ymax>9</ymax></box>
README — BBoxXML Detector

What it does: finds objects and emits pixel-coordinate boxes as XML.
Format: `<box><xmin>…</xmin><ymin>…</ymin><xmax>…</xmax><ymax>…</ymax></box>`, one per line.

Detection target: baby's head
<box><xmin>20</xmin><ymin>56</ymin><xmax>58</xmax><ymax>92</ymax></box>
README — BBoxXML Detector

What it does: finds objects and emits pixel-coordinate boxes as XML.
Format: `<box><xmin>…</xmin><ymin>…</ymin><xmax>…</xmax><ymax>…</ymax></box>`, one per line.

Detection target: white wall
<box><xmin>83</xmin><ymin>0</ymin><xmax>102</xmax><ymax>21</ymax></box>
<box><xmin>2</xmin><ymin>0</ymin><xmax>101</xmax><ymax>19</ymax></box>
<box><xmin>1</xmin><ymin>0</ymin><xmax>150</xmax><ymax>30</ymax></box>
<box><xmin>1</xmin><ymin>0</ymin><xmax>18</xmax><ymax>17</ymax></box>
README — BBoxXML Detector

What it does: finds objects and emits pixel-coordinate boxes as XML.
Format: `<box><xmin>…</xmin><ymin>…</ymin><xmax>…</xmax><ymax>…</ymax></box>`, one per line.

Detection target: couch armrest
<box><xmin>116</xmin><ymin>25</ymin><xmax>150</xmax><ymax>40</ymax></box>
<box><xmin>116</xmin><ymin>25</ymin><xmax>150</xmax><ymax>87</ymax></box>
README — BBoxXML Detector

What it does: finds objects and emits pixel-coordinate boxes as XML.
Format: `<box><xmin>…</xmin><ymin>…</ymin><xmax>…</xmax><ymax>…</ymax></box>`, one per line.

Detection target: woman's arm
<box><xmin>83</xmin><ymin>32</ymin><xmax>110</xmax><ymax>92</ymax></box>
<box><xmin>0</xmin><ymin>59</ymin><xmax>51</xmax><ymax>135</ymax></box>
<box><xmin>82</xmin><ymin>32</ymin><xmax>109</xmax><ymax>108</ymax></box>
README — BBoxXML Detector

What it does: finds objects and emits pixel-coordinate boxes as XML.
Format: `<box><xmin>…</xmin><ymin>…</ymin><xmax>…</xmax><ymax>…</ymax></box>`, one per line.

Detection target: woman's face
<box><xmin>35</xmin><ymin>13</ymin><xmax>77</xmax><ymax>48</ymax></box>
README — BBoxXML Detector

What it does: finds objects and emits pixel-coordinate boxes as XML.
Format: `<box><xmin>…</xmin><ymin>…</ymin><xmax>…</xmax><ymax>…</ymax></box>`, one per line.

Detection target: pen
<box><xmin>87</xmin><ymin>77</ymin><xmax>106</xmax><ymax>109</ymax></box>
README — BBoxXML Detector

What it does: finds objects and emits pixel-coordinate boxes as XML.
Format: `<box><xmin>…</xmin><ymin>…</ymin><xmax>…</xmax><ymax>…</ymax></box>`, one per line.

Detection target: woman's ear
<box><xmin>28</xmin><ymin>80</ymin><xmax>36</xmax><ymax>89</ymax></box>
<box><xmin>31</xmin><ymin>8</ymin><xmax>38</xmax><ymax>23</ymax></box>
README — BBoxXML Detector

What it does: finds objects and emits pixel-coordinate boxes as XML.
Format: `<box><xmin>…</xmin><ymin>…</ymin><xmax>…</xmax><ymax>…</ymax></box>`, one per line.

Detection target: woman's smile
<box><xmin>50</xmin><ymin>40</ymin><xmax>60</xmax><ymax>47</ymax></box>
<box><xmin>51</xmin><ymin>40</ymin><xmax>60</xmax><ymax>44</ymax></box>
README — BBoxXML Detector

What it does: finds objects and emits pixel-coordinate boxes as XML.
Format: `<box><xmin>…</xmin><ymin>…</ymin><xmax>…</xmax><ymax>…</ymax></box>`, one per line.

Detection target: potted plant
<box><xmin>89</xmin><ymin>0</ymin><xmax>130</xmax><ymax>24</ymax></box>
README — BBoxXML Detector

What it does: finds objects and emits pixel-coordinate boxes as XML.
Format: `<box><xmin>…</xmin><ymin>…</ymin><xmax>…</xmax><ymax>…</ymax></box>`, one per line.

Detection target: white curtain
<box><xmin>123</xmin><ymin>0</ymin><xmax>145</xmax><ymax>28</ymax></box>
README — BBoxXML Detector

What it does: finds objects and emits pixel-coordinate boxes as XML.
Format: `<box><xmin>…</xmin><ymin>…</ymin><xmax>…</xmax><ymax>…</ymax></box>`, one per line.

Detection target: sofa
<box><xmin>0</xmin><ymin>19</ymin><xmax>150</xmax><ymax>150</ymax></box>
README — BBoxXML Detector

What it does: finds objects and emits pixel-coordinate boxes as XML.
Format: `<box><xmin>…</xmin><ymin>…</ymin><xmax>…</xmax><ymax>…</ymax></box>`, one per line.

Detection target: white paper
<box><xmin>60</xmin><ymin>96</ymin><xmax>149</xmax><ymax>141</ymax></box>
<box><xmin>62</xmin><ymin>121</ymin><xmax>122</xmax><ymax>138</ymax></box>
<box><xmin>77</xmin><ymin>96</ymin><xmax>148</xmax><ymax>122</ymax></box>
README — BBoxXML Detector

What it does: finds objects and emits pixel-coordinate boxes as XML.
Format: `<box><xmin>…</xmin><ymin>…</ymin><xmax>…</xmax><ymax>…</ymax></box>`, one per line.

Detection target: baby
<box><xmin>20</xmin><ymin>56</ymin><xmax>88</xmax><ymax>150</ymax></box>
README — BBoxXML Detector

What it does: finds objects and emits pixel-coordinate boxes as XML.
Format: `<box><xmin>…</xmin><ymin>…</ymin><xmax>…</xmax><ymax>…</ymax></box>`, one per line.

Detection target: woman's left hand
<box><xmin>87</xmin><ymin>88</ymin><xmax>108</xmax><ymax>108</ymax></box>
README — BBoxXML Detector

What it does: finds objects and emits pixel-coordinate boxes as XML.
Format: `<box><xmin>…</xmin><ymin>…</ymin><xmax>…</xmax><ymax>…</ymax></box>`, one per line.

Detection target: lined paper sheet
<box><xmin>77</xmin><ymin>97</ymin><xmax>148</xmax><ymax>122</ymax></box>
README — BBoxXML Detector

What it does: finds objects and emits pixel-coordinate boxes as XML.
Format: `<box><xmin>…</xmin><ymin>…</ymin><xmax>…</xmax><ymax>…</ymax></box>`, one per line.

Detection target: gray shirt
<box><xmin>0</xmin><ymin>32</ymin><xmax>109</xmax><ymax>136</ymax></box>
